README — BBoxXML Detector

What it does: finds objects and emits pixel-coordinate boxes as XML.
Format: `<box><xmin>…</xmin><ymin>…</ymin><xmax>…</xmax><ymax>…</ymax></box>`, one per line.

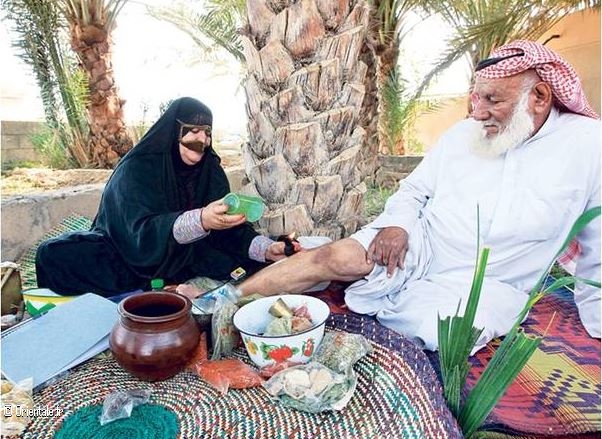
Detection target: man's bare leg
<box><xmin>239</xmin><ymin>238</ymin><xmax>374</xmax><ymax>296</ymax></box>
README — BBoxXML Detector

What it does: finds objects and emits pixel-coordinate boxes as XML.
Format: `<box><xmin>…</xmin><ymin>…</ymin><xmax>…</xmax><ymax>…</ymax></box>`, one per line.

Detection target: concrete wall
<box><xmin>1</xmin><ymin>120</ymin><xmax>44</xmax><ymax>164</ymax></box>
<box><xmin>413</xmin><ymin>9</ymin><xmax>601</xmax><ymax>151</ymax></box>
<box><xmin>1</xmin><ymin>185</ymin><xmax>104</xmax><ymax>262</ymax></box>
<box><xmin>0</xmin><ymin>166</ymin><xmax>247</xmax><ymax>262</ymax></box>
<box><xmin>0</xmin><ymin>156</ymin><xmax>420</xmax><ymax>262</ymax></box>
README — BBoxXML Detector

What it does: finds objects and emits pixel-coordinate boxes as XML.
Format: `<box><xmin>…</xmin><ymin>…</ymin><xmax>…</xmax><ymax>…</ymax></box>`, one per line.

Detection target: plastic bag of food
<box><xmin>259</xmin><ymin>360</ymin><xmax>303</xmax><ymax>378</ymax></box>
<box><xmin>196</xmin><ymin>358</ymin><xmax>264</xmax><ymax>395</ymax></box>
<box><xmin>313</xmin><ymin>332</ymin><xmax>372</xmax><ymax>373</ymax></box>
<box><xmin>262</xmin><ymin>362</ymin><xmax>357</xmax><ymax>413</ymax></box>
<box><xmin>211</xmin><ymin>294</ymin><xmax>240</xmax><ymax>360</ymax></box>
<box><xmin>1</xmin><ymin>377</ymin><xmax>34</xmax><ymax>437</ymax></box>
<box><xmin>194</xmin><ymin>283</ymin><xmax>241</xmax><ymax>315</ymax></box>
<box><xmin>186</xmin><ymin>332</ymin><xmax>209</xmax><ymax>371</ymax></box>
<box><xmin>174</xmin><ymin>277</ymin><xmax>224</xmax><ymax>301</ymax></box>
<box><xmin>99</xmin><ymin>388</ymin><xmax>152</xmax><ymax>425</ymax></box>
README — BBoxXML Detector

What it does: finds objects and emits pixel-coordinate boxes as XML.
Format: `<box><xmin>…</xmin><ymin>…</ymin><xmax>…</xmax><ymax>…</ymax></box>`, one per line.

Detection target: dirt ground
<box><xmin>1</xmin><ymin>148</ymin><xmax>243</xmax><ymax>198</ymax></box>
<box><xmin>1</xmin><ymin>168</ymin><xmax>113</xmax><ymax>197</ymax></box>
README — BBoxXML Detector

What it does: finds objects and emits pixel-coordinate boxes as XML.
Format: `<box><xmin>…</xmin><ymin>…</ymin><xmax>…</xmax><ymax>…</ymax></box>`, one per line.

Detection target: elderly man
<box><xmin>238</xmin><ymin>40</ymin><xmax>601</xmax><ymax>351</ymax></box>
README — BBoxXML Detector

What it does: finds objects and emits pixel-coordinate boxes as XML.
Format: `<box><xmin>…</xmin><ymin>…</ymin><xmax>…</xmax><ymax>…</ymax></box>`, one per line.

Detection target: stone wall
<box><xmin>0</xmin><ymin>166</ymin><xmax>248</xmax><ymax>262</ymax></box>
<box><xmin>1</xmin><ymin>157</ymin><xmax>421</xmax><ymax>262</ymax></box>
<box><xmin>1</xmin><ymin>120</ymin><xmax>44</xmax><ymax>164</ymax></box>
<box><xmin>375</xmin><ymin>155</ymin><xmax>423</xmax><ymax>188</ymax></box>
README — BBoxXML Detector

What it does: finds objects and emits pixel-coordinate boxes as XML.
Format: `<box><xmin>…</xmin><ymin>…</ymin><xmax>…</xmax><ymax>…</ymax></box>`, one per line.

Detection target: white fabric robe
<box><xmin>346</xmin><ymin>108</ymin><xmax>601</xmax><ymax>352</ymax></box>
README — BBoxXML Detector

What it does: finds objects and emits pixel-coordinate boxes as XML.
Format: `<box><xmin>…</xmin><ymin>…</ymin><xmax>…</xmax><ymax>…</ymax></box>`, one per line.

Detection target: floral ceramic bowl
<box><xmin>233</xmin><ymin>295</ymin><xmax>330</xmax><ymax>368</ymax></box>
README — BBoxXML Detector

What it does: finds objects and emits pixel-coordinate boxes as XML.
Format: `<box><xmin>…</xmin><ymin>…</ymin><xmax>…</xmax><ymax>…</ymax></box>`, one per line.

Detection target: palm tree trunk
<box><xmin>242</xmin><ymin>0</ymin><xmax>370</xmax><ymax>239</ymax></box>
<box><xmin>375</xmin><ymin>37</ymin><xmax>402</xmax><ymax>154</ymax></box>
<box><xmin>357</xmin><ymin>14</ymin><xmax>380</xmax><ymax>180</ymax></box>
<box><xmin>69</xmin><ymin>23</ymin><xmax>132</xmax><ymax>167</ymax></box>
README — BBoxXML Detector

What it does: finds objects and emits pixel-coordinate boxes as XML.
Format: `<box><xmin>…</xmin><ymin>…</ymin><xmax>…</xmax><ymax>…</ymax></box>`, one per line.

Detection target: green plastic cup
<box><xmin>223</xmin><ymin>193</ymin><xmax>265</xmax><ymax>222</ymax></box>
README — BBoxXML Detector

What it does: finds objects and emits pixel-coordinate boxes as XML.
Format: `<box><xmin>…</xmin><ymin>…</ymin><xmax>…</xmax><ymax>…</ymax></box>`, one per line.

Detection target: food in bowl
<box><xmin>233</xmin><ymin>295</ymin><xmax>330</xmax><ymax>368</ymax></box>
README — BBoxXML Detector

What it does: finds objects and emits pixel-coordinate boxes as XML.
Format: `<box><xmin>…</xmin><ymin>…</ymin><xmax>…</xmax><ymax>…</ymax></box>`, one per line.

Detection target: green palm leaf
<box><xmin>438</xmin><ymin>206</ymin><xmax>600</xmax><ymax>437</ymax></box>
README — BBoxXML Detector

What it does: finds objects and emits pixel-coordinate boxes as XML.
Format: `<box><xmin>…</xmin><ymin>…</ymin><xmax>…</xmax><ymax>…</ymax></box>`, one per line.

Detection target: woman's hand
<box><xmin>367</xmin><ymin>227</ymin><xmax>409</xmax><ymax>277</ymax></box>
<box><xmin>201</xmin><ymin>199</ymin><xmax>246</xmax><ymax>230</ymax></box>
<box><xmin>265</xmin><ymin>241</ymin><xmax>287</xmax><ymax>262</ymax></box>
<box><xmin>265</xmin><ymin>240</ymin><xmax>305</xmax><ymax>262</ymax></box>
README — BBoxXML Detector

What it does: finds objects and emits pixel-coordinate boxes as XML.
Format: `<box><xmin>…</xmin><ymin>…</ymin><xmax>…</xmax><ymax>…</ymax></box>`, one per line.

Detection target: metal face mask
<box><xmin>178</xmin><ymin>120</ymin><xmax>212</xmax><ymax>152</ymax></box>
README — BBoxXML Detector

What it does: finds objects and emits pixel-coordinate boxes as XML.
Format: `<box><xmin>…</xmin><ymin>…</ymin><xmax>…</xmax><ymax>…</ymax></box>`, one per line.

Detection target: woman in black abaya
<box><xmin>35</xmin><ymin>97</ymin><xmax>286</xmax><ymax>296</ymax></box>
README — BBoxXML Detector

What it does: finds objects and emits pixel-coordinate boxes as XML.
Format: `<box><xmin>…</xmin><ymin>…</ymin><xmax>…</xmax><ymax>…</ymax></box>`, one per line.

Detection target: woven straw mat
<box><xmin>24</xmin><ymin>313</ymin><xmax>461</xmax><ymax>439</ymax></box>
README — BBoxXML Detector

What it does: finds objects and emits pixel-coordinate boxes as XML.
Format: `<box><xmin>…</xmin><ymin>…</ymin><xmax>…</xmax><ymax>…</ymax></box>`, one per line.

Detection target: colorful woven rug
<box><xmin>24</xmin><ymin>313</ymin><xmax>461</xmax><ymax>439</ymax></box>
<box><xmin>17</xmin><ymin>214</ymin><xmax>601</xmax><ymax>437</ymax></box>
<box><xmin>424</xmin><ymin>286</ymin><xmax>601</xmax><ymax>438</ymax></box>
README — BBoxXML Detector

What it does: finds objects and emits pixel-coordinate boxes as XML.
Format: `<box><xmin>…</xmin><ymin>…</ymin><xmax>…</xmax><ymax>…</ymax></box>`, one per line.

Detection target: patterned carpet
<box><xmin>461</xmin><ymin>287</ymin><xmax>601</xmax><ymax>437</ymax></box>
<box><xmin>24</xmin><ymin>314</ymin><xmax>462</xmax><ymax>439</ymax></box>
<box><xmin>19</xmin><ymin>214</ymin><xmax>602</xmax><ymax>438</ymax></box>
<box><xmin>314</xmin><ymin>283</ymin><xmax>601</xmax><ymax>438</ymax></box>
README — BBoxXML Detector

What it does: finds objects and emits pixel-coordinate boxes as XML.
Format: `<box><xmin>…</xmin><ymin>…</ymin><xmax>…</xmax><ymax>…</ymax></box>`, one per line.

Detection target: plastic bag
<box><xmin>211</xmin><ymin>294</ymin><xmax>240</xmax><ymax>360</ymax></box>
<box><xmin>99</xmin><ymin>388</ymin><xmax>152</xmax><ymax>426</ymax></box>
<box><xmin>195</xmin><ymin>358</ymin><xmax>264</xmax><ymax>395</ymax></box>
<box><xmin>186</xmin><ymin>331</ymin><xmax>209</xmax><ymax>371</ymax></box>
<box><xmin>313</xmin><ymin>332</ymin><xmax>372</xmax><ymax>373</ymax></box>
<box><xmin>176</xmin><ymin>277</ymin><xmax>224</xmax><ymax>301</ymax></box>
<box><xmin>194</xmin><ymin>283</ymin><xmax>241</xmax><ymax>315</ymax></box>
<box><xmin>1</xmin><ymin>377</ymin><xmax>34</xmax><ymax>437</ymax></box>
<box><xmin>262</xmin><ymin>362</ymin><xmax>356</xmax><ymax>413</ymax></box>
<box><xmin>259</xmin><ymin>360</ymin><xmax>303</xmax><ymax>378</ymax></box>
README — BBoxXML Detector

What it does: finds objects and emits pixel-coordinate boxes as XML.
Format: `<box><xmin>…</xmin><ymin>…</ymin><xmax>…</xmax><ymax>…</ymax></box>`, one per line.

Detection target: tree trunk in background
<box><xmin>242</xmin><ymin>0</ymin><xmax>370</xmax><ymax>239</ymax></box>
<box><xmin>357</xmin><ymin>27</ymin><xmax>380</xmax><ymax>182</ymax></box>
<box><xmin>369</xmin><ymin>0</ymin><xmax>403</xmax><ymax>156</ymax></box>
<box><xmin>69</xmin><ymin>24</ymin><xmax>132</xmax><ymax>168</ymax></box>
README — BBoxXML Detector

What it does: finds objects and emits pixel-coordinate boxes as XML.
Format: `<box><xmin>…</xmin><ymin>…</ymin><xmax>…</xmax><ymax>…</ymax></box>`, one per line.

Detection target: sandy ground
<box><xmin>1</xmin><ymin>168</ymin><xmax>113</xmax><ymax>197</ymax></box>
<box><xmin>1</xmin><ymin>148</ymin><xmax>243</xmax><ymax>198</ymax></box>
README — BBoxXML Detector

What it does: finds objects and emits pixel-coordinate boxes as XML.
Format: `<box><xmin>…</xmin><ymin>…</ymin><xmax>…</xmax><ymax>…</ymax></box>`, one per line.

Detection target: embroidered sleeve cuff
<box><xmin>173</xmin><ymin>209</ymin><xmax>209</xmax><ymax>244</ymax></box>
<box><xmin>249</xmin><ymin>235</ymin><xmax>273</xmax><ymax>262</ymax></box>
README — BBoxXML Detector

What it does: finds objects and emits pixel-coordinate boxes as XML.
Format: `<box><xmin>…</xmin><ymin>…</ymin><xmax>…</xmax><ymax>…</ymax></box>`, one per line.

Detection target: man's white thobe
<box><xmin>346</xmin><ymin>108</ymin><xmax>601</xmax><ymax>351</ymax></box>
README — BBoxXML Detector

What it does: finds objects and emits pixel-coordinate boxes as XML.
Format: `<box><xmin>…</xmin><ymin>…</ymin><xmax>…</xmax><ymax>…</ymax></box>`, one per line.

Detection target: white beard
<box><xmin>471</xmin><ymin>92</ymin><xmax>535</xmax><ymax>158</ymax></box>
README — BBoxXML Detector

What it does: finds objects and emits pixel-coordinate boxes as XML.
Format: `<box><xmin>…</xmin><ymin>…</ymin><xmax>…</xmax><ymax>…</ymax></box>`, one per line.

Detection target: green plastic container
<box><xmin>223</xmin><ymin>193</ymin><xmax>265</xmax><ymax>222</ymax></box>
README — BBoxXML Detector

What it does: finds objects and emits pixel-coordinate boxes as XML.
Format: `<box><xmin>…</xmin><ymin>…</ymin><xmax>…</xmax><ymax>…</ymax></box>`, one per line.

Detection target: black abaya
<box><xmin>35</xmin><ymin>98</ymin><xmax>263</xmax><ymax>296</ymax></box>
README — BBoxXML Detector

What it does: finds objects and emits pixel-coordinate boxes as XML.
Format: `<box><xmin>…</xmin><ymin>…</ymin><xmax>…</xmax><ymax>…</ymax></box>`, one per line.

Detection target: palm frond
<box><xmin>414</xmin><ymin>0</ymin><xmax>600</xmax><ymax>99</ymax></box>
<box><xmin>58</xmin><ymin>0</ymin><xmax>128</xmax><ymax>30</ymax></box>
<box><xmin>148</xmin><ymin>0</ymin><xmax>245</xmax><ymax>62</ymax></box>
<box><xmin>439</xmin><ymin>206</ymin><xmax>601</xmax><ymax>437</ymax></box>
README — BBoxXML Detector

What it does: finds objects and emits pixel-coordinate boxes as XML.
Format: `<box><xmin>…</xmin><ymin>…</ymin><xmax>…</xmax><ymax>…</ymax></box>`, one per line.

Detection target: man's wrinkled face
<box><xmin>471</xmin><ymin>76</ymin><xmax>528</xmax><ymax>137</ymax></box>
<box><xmin>470</xmin><ymin>76</ymin><xmax>536</xmax><ymax>157</ymax></box>
<box><xmin>178</xmin><ymin>121</ymin><xmax>212</xmax><ymax>165</ymax></box>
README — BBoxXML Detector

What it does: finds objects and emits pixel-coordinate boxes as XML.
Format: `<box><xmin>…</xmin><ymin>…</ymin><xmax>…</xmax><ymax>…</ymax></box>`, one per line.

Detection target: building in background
<box><xmin>413</xmin><ymin>9</ymin><xmax>601</xmax><ymax>152</ymax></box>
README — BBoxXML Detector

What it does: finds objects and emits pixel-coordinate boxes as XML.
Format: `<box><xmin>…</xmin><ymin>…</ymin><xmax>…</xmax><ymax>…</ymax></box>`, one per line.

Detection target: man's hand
<box><xmin>367</xmin><ymin>227</ymin><xmax>409</xmax><ymax>277</ymax></box>
<box><xmin>201</xmin><ymin>199</ymin><xmax>246</xmax><ymax>230</ymax></box>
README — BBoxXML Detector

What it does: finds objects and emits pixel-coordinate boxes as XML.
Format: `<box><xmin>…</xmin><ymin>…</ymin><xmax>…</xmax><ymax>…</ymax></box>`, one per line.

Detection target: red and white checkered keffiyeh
<box><xmin>556</xmin><ymin>239</ymin><xmax>581</xmax><ymax>275</ymax></box>
<box><xmin>475</xmin><ymin>40</ymin><xmax>599</xmax><ymax>119</ymax></box>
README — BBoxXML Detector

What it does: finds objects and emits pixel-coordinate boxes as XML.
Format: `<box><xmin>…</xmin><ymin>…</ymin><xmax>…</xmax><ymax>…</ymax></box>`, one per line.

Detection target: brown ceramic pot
<box><xmin>110</xmin><ymin>292</ymin><xmax>200</xmax><ymax>381</ymax></box>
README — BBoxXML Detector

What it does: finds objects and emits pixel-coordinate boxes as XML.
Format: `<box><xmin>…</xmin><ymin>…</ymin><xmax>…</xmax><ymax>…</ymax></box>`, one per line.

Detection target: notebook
<box><xmin>1</xmin><ymin>293</ymin><xmax>119</xmax><ymax>388</ymax></box>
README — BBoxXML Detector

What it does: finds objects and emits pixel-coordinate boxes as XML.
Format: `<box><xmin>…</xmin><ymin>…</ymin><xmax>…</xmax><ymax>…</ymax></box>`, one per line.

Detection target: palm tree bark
<box><xmin>242</xmin><ymin>0</ymin><xmax>370</xmax><ymax>239</ymax></box>
<box><xmin>69</xmin><ymin>23</ymin><xmax>131</xmax><ymax>167</ymax></box>
<box><xmin>357</xmin><ymin>10</ymin><xmax>381</xmax><ymax>179</ymax></box>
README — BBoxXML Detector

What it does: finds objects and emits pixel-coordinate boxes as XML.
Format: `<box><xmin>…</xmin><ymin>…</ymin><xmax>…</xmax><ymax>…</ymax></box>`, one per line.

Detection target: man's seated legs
<box><xmin>238</xmin><ymin>237</ymin><xmax>374</xmax><ymax>296</ymax></box>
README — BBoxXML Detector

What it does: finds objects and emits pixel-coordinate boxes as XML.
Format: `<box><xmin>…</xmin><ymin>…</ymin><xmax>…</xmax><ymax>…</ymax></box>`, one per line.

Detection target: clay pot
<box><xmin>110</xmin><ymin>292</ymin><xmax>200</xmax><ymax>381</ymax></box>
